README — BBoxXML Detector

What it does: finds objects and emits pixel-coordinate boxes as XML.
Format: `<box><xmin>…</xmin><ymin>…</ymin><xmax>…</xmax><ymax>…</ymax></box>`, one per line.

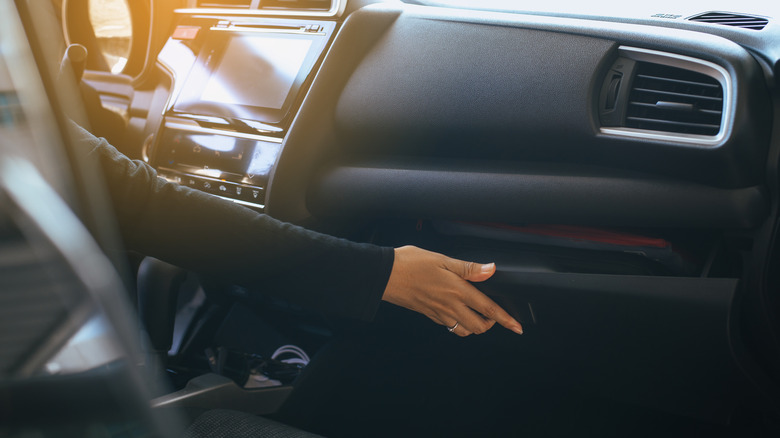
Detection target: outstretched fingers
<box><xmin>443</xmin><ymin>255</ymin><xmax>524</xmax><ymax>335</ymax></box>
<box><xmin>463</xmin><ymin>285</ymin><xmax>524</xmax><ymax>335</ymax></box>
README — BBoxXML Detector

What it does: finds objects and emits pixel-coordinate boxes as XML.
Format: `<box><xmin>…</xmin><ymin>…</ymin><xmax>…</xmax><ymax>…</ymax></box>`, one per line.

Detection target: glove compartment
<box><xmin>369</xmin><ymin>219</ymin><xmax>752</xmax><ymax>424</ymax></box>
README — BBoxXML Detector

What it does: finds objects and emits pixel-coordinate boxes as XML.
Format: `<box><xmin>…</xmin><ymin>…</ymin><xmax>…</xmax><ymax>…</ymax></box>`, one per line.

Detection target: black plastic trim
<box><xmin>307</xmin><ymin>162</ymin><xmax>767</xmax><ymax>228</ymax></box>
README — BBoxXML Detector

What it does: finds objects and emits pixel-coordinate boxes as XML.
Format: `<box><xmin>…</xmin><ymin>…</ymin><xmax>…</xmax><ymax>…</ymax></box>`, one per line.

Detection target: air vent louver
<box><xmin>197</xmin><ymin>0</ymin><xmax>253</xmax><ymax>8</ymax></box>
<box><xmin>689</xmin><ymin>12</ymin><xmax>768</xmax><ymax>30</ymax></box>
<box><xmin>195</xmin><ymin>0</ymin><xmax>331</xmax><ymax>10</ymax></box>
<box><xmin>261</xmin><ymin>0</ymin><xmax>331</xmax><ymax>10</ymax></box>
<box><xmin>625</xmin><ymin>62</ymin><xmax>723</xmax><ymax>136</ymax></box>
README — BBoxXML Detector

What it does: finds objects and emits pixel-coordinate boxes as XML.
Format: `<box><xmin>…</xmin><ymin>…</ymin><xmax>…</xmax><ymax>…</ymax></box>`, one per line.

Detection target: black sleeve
<box><xmin>70</xmin><ymin>123</ymin><xmax>394</xmax><ymax>321</ymax></box>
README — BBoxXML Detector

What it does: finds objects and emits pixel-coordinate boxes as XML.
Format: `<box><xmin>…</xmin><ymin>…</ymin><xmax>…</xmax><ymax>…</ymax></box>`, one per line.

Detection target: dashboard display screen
<box><xmin>173</xmin><ymin>24</ymin><xmax>332</xmax><ymax>126</ymax></box>
<box><xmin>200</xmin><ymin>36</ymin><xmax>313</xmax><ymax>110</ymax></box>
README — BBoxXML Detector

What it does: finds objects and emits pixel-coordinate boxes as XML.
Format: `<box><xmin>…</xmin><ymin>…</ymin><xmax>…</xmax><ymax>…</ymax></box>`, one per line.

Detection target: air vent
<box><xmin>689</xmin><ymin>12</ymin><xmax>768</xmax><ymax>30</ymax></box>
<box><xmin>260</xmin><ymin>0</ymin><xmax>331</xmax><ymax>11</ymax></box>
<box><xmin>625</xmin><ymin>62</ymin><xmax>723</xmax><ymax>136</ymax></box>
<box><xmin>195</xmin><ymin>0</ymin><xmax>331</xmax><ymax>11</ymax></box>
<box><xmin>197</xmin><ymin>0</ymin><xmax>253</xmax><ymax>8</ymax></box>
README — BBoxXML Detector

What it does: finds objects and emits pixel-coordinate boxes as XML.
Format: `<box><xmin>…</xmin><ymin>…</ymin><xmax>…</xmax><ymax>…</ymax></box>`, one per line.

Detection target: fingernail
<box><xmin>513</xmin><ymin>323</ymin><xmax>524</xmax><ymax>335</ymax></box>
<box><xmin>481</xmin><ymin>263</ymin><xmax>495</xmax><ymax>274</ymax></box>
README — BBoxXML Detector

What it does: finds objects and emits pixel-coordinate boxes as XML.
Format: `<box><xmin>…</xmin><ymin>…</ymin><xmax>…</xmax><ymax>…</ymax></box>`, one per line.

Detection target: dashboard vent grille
<box><xmin>260</xmin><ymin>0</ymin><xmax>331</xmax><ymax>11</ymax></box>
<box><xmin>625</xmin><ymin>62</ymin><xmax>723</xmax><ymax>136</ymax></box>
<box><xmin>194</xmin><ymin>0</ymin><xmax>331</xmax><ymax>10</ymax></box>
<box><xmin>688</xmin><ymin>12</ymin><xmax>768</xmax><ymax>30</ymax></box>
<box><xmin>197</xmin><ymin>0</ymin><xmax>253</xmax><ymax>8</ymax></box>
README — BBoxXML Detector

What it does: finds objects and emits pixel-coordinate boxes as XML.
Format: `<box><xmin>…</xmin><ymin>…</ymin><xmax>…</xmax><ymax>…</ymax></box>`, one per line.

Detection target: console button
<box><xmin>248</xmin><ymin>187</ymin><xmax>264</xmax><ymax>203</ymax></box>
<box><xmin>238</xmin><ymin>185</ymin><xmax>264</xmax><ymax>204</ymax></box>
<box><xmin>201</xmin><ymin>179</ymin><xmax>224</xmax><ymax>195</ymax></box>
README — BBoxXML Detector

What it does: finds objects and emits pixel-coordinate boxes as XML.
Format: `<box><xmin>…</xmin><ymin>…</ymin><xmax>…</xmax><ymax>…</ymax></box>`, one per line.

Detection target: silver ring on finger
<box><xmin>447</xmin><ymin>322</ymin><xmax>459</xmax><ymax>333</ymax></box>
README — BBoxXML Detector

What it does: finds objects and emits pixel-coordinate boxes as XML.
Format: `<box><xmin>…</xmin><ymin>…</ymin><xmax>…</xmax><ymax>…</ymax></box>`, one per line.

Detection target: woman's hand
<box><xmin>381</xmin><ymin>245</ymin><xmax>524</xmax><ymax>337</ymax></box>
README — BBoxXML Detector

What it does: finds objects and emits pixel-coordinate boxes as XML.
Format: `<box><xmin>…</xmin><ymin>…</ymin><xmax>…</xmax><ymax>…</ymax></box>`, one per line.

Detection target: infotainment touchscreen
<box><xmin>173</xmin><ymin>22</ymin><xmax>333</xmax><ymax>126</ymax></box>
<box><xmin>199</xmin><ymin>36</ymin><xmax>313</xmax><ymax>110</ymax></box>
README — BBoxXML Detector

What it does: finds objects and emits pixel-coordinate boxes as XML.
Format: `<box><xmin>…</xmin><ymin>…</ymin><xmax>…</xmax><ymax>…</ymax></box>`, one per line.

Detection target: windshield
<box><xmin>420</xmin><ymin>0</ymin><xmax>780</xmax><ymax>18</ymax></box>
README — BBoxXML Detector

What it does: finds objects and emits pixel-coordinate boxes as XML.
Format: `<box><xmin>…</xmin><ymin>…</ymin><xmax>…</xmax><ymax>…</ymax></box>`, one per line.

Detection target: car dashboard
<box><xmin>131</xmin><ymin>0</ymin><xmax>780</xmax><ymax>430</ymax></box>
<box><xmin>148</xmin><ymin>0</ymin><xmax>776</xmax><ymax>220</ymax></box>
<box><xmin>6</xmin><ymin>0</ymin><xmax>780</xmax><ymax>436</ymax></box>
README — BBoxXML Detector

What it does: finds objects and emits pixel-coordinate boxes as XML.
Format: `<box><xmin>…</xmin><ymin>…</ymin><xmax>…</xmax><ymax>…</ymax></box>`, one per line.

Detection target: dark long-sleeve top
<box><xmin>71</xmin><ymin>123</ymin><xmax>394</xmax><ymax>321</ymax></box>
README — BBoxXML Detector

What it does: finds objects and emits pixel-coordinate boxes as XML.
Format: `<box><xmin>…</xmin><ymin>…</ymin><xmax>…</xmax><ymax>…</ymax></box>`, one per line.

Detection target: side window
<box><xmin>88</xmin><ymin>0</ymin><xmax>132</xmax><ymax>74</ymax></box>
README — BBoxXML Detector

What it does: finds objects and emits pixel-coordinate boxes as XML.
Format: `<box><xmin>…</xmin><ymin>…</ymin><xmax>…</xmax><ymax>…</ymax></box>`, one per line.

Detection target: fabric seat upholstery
<box><xmin>184</xmin><ymin>409</ymin><xmax>325</xmax><ymax>438</ymax></box>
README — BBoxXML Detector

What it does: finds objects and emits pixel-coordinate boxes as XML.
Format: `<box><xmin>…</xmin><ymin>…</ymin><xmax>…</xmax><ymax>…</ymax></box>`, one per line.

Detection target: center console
<box><xmin>142</xmin><ymin>4</ymin><xmax>343</xmax><ymax>410</ymax></box>
<box><xmin>152</xmin><ymin>11</ymin><xmax>339</xmax><ymax>209</ymax></box>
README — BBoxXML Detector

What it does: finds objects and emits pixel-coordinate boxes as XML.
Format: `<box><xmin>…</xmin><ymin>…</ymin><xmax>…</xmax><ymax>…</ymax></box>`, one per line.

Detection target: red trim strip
<box><xmin>460</xmin><ymin>222</ymin><xmax>670</xmax><ymax>249</ymax></box>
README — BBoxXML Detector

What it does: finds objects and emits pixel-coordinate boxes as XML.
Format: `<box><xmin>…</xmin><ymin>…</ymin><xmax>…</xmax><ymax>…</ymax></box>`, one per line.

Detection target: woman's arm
<box><xmin>71</xmin><ymin>123</ymin><xmax>522</xmax><ymax>334</ymax></box>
